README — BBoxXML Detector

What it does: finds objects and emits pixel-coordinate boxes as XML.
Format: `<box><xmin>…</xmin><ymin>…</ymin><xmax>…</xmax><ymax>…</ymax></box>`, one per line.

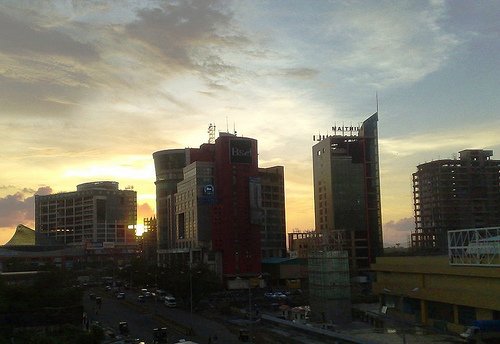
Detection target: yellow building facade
<box><xmin>372</xmin><ymin>256</ymin><xmax>500</xmax><ymax>334</ymax></box>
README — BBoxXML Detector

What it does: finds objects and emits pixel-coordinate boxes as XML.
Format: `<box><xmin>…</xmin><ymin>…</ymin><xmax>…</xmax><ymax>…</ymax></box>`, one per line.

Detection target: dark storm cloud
<box><xmin>0</xmin><ymin>10</ymin><xmax>99</xmax><ymax>62</ymax></box>
<box><xmin>0</xmin><ymin>187</ymin><xmax>52</xmax><ymax>228</ymax></box>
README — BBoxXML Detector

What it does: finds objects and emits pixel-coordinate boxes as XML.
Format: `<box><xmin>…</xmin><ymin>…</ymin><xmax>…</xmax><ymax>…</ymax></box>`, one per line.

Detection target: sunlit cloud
<box><xmin>64</xmin><ymin>157</ymin><xmax>155</xmax><ymax>180</ymax></box>
<box><xmin>322</xmin><ymin>1</ymin><xmax>462</xmax><ymax>88</ymax></box>
<box><xmin>0</xmin><ymin>0</ymin><xmax>499</xmax><ymax>246</ymax></box>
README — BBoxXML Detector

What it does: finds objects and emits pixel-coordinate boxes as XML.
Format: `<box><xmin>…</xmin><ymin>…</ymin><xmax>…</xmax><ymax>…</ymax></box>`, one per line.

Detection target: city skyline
<box><xmin>1</xmin><ymin>1</ymin><xmax>499</xmax><ymax>246</ymax></box>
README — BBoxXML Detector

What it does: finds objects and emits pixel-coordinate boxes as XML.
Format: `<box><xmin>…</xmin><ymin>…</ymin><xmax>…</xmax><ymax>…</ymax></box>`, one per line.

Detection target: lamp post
<box><xmin>248</xmin><ymin>281</ymin><xmax>252</xmax><ymax>342</ymax></box>
<box><xmin>181</xmin><ymin>269</ymin><xmax>200</xmax><ymax>334</ymax></box>
<box><xmin>383</xmin><ymin>288</ymin><xmax>419</xmax><ymax>344</ymax></box>
<box><xmin>154</xmin><ymin>273</ymin><xmax>158</xmax><ymax>314</ymax></box>
<box><xmin>190</xmin><ymin>271</ymin><xmax>193</xmax><ymax>329</ymax></box>
<box><xmin>248</xmin><ymin>275</ymin><xmax>262</xmax><ymax>343</ymax></box>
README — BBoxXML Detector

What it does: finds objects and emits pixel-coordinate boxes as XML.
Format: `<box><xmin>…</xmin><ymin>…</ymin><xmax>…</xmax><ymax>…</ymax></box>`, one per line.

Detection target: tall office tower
<box><xmin>35</xmin><ymin>181</ymin><xmax>137</xmax><ymax>246</ymax></box>
<box><xmin>411</xmin><ymin>149</ymin><xmax>500</xmax><ymax>252</ymax></box>
<box><xmin>153</xmin><ymin>132</ymin><xmax>264</xmax><ymax>279</ymax></box>
<box><xmin>312</xmin><ymin>113</ymin><xmax>383</xmax><ymax>278</ymax></box>
<box><xmin>259</xmin><ymin>166</ymin><xmax>287</xmax><ymax>259</ymax></box>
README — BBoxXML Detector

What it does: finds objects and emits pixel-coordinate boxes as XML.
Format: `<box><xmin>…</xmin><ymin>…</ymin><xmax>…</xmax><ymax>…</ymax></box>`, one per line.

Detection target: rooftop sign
<box><xmin>312</xmin><ymin>123</ymin><xmax>362</xmax><ymax>142</ymax></box>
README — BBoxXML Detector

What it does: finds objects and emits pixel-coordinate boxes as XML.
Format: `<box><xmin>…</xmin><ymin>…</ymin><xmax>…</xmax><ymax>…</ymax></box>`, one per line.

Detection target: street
<box><xmin>84</xmin><ymin>288</ymin><xmax>240</xmax><ymax>344</ymax></box>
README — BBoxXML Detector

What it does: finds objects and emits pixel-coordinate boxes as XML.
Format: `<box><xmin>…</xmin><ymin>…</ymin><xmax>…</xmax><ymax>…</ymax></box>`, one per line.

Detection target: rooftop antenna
<box><xmin>233</xmin><ymin>121</ymin><xmax>237</xmax><ymax>136</ymax></box>
<box><xmin>376</xmin><ymin>91</ymin><xmax>379</xmax><ymax>114</ymax></box>
<box><xmin>226</xmin><ymin>116</ymin><xmax>229</xmax><ymax>132</ymax></box>
<box><xmin>208</xmin><ymin>123</ymin><xmax>216</xmax><ymax>144</ymax></box>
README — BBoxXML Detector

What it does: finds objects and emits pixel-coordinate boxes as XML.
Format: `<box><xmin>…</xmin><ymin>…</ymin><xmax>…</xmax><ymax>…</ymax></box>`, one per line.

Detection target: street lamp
<box><xmin>190</xmin><ymin>271</ymin><xmax>193</xmax><ymax>328</ymax></box>
<box><xmin>382</xmin><ymin>288</ymin><xmax>419</xmax><ymax>344</ymax></box>
<box><xmin>181</xmin><ymin>269</ymin><xmax>200</xmax><ymax>334</ymax></box>
<box><xmin>247</xmin><ymin>276</ymin><xmax>262</xmax><ymax>343</ymax></box>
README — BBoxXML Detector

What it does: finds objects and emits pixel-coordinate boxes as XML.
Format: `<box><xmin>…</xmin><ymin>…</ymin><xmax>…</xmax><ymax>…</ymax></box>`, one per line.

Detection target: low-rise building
<box><xmin>372</xmin><ymin>249</ymin><xmax>500</xmax><ymax>334</ymax></box>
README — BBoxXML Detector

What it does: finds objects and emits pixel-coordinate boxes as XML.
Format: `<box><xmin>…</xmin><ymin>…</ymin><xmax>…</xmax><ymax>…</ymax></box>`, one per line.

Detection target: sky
<box><xmin>1</xmin><ymin>0</ymin><xmax>499</xmax><ymax>247</ymax></box>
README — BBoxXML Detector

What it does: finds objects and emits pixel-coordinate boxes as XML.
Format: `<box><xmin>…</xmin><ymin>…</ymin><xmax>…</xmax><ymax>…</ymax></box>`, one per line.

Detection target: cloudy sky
<box><xmin>1</xmin><ymin>0</ymin><xmax>499</xmax><ymax>246</ymax></box>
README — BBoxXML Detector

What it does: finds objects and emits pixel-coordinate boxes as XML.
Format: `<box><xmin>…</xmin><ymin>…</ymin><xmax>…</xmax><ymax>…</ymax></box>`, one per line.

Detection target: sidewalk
<box><xmin>252</xmin><ymin>306</ymin><xmax>462</xmax><ymax>344</ymax></box>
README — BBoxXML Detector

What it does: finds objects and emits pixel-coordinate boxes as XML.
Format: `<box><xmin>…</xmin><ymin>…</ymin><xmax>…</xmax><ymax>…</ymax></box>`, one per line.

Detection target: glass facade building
<box><xmin>312</xmin><ymin>113</ymin><xmax>383</xmax><ymax>277</ymax></box>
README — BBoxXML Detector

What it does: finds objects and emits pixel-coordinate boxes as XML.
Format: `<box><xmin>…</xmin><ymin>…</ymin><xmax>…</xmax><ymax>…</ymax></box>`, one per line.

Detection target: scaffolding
<box><xmin>308</xmin><ymin>250</ymin><xmax>351</xmax><ymax>324</ymax></box>
<box><xmin>448</xmin><ymin>227</ymin><xmax>500</xmax><ymax>266</ymax></box>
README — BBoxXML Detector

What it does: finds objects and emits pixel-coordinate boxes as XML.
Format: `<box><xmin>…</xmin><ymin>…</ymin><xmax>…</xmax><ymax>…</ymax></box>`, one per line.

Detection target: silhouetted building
<box><xmin>154</xmin><ymin>132</ymin><xmax>282</xmax><ymax>281</ymax></box>
<box><xmin>288</xmin><ymin>231</ymin><xmax>322</xmax><ymax>258</ymax></box>
<box><xmin>411</xmin><ymin>149</ymin><xmax>500</xmax><ymax>252</ymax></box>
<box><xmin>35</xmin><ymin>181</ymin><xmax>137</xmax><ymax>248</ymax></box>
<box><xmin>139</xmin><ymin>216</ymin><xmax>157</xmax><ymax>263</ymax></box>
<box><xmin>312</xmin><ymin>113</ymin><xmax>383</xmax><ymax>279</ymax></box>
<box><xmin>259</xmin><ymin>166</ymin><xmax>287</xmax><ymax>259</ymax></box>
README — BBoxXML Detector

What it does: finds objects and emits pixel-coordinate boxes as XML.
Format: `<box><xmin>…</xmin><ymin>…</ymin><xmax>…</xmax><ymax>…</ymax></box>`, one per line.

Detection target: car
<box><xmin>164</xmin><ymin>295</ymin><xmax>177</xmax><ymax>308</ymax></box>
<box><xmin>264</xmin><ymin>292</ymin><xmax>274</xmax><ymax>298</ymax></box>
<box><xmin>138</xmin><ymin>295</ymin><xmax>145</xmax><ymax>302</ymax></box>
<box><xmin>119</xmin><ymin>321</ymin><xmax>129</xmax><ymax>335</ymax></box>
<box><xmin>153</xmin><ymin>327</ymin><xmax>169</xmax><ymax>344</ymax></box>
<box><xmin>117</xmin><ymin>292</ymin><xmax>126</xmax><ymax>299</ymax></box>
<box><xmin>143</xmin><ymin>291</ymin><xmax>152</xmax><ymax>298</ymax></box>
<box><xmin>239</xmin><ymin>329</ymin><xmax>250</xmax><ymax>342</ymax></box>
<box><xmin>273</xmin><ymin>292</ymin><xmax>287</xmax><ymax>299</ymax></box>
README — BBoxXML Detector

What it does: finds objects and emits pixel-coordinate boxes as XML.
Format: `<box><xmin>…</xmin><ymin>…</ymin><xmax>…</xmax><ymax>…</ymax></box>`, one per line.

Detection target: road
<box><xmin>84</xmin><ymin>288</ymin><xmax>240</xmax><ymax>343</ymax></box>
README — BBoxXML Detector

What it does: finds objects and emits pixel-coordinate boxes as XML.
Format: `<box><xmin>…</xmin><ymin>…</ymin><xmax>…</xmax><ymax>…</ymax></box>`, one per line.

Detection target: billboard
<box><xmin>249</xmin><ymin>177</ymin><xmax>263</xmax><ymax>225</ymax></box>
<box><xmin>229</xmin><ymin>139</ymin><xmax>253</xmax><ymax>164</ymax></box>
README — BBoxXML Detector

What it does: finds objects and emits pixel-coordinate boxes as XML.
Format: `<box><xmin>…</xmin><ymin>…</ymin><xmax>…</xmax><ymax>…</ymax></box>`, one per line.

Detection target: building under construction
<box><xmin>411</xmin><ymin>149</ymin><xmax>500</xmax><ymax>253</ymax></box>
<box><xmin>308</xmin><ymin>250</ymin><xmax>352</xmax><ymax>324</ymax></box>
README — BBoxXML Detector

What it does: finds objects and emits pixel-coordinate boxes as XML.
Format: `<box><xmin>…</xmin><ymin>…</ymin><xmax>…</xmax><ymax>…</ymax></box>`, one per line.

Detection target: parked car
<box><xmin>117</xmin><ymin>292</ymin><xmax>126</xmax><ymax>299</ymax></box>
<box><xmin>138</xmin><ymin>295</ymin><xmax>145</xmax><ymax>302</ymax></box>
<box><xmin>273</xmin><ymin>292</ymin><xmax>287</xmax><ymax>299</ymax></box>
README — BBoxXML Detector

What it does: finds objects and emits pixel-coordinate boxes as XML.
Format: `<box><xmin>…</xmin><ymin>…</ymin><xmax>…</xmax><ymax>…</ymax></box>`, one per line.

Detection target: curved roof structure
<box><xmin>4</xmin><ymin>224</ymin><xmax>36</xmax><ymax>246</ymax></box>
<box><xmin>3</xmin><ymin>224</ymin><xmax>64</xmax><ymax>247</ymax></box>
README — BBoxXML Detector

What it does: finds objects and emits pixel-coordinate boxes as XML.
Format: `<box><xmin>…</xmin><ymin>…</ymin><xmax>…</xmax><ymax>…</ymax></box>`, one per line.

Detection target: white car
<box><xmin>164</xmin><ymin>295</ymin><xmax>177</xmax><ymax>307</ymax></box>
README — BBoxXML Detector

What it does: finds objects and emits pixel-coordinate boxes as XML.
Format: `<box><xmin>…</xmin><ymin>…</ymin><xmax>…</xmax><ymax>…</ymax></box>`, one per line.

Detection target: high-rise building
<box><xmin>35</xmin><ymin>181</ymin><xmax>137</xmax><ymax>247</ymax></box>
<box><xmin>411</xmin><ymin>149</ymin><xmax>500</xmax><ymax>252</ymax></box>
<box><xmin>312</xmin><ymin>113</ymin><xmax>383</xmax><ymax>278</ymax></box>
<box><xmin>153</xmin><ymin>132</ymin><xmax>284</xmax><ymax>280</ymax></box>
<box><xmin>259</xmin><ymin>166</ymin><xmax>287</xmax><ymax>259</ymax></box>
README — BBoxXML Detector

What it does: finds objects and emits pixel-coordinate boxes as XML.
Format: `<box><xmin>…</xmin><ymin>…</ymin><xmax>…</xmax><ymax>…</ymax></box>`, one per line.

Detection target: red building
<box><xmin>154</xmin><ymin>132</ymin><xmax>263</xmax><ymax>281</ymax></box>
